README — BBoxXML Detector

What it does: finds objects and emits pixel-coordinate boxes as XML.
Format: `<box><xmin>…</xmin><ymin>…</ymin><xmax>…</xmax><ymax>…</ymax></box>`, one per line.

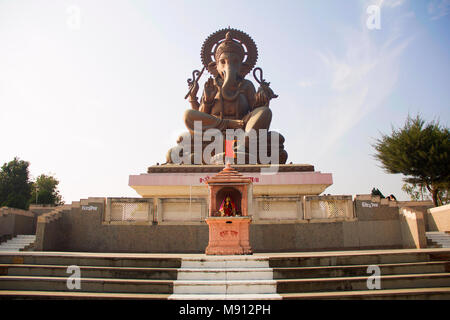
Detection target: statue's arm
<box><xmin>199</xmin><ymin>77</ymin><xmax>217</xmax><ymax>114</ymax></box>
<box><xmin>254</xmin><ymin>84</ymin><xmax>270</xmax><ymax>108</ymax></box>
<box><xmin>188</xmin><ymin>81</ymin><xmax>200</xmax><ymax>110</ymax></box>
<box><xmin>245</xmin><ymin>80</ymin><xmax>258</xmax><ymax>110</ymax></box>
<box><xmin>189</xmin><ymin>97</ymin><xmax>200</xmax><ymax>110</ymax></box>
<box><xmin>244</xmin><ymin>80</ymin><xmax>270</xmax><ymax>109</ymax></box>
<box><xmin>199</xmin><ymin>93</ymin><xmax>213</xmax><ymax>114</ymax></box>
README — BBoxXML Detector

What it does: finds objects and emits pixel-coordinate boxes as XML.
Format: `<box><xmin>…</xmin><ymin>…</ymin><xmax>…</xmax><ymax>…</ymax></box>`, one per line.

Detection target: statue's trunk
<box><xmin>221</xmin><ymin>65</ymin><xmax>240</xmax><ymax>101</ymax></box>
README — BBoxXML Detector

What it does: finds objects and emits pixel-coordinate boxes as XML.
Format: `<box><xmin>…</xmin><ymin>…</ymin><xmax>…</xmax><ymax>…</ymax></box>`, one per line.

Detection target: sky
<box><xmin>0</xmin><ymin>0</ymin><xmax>449</xmax><ymax>203</ymax></box>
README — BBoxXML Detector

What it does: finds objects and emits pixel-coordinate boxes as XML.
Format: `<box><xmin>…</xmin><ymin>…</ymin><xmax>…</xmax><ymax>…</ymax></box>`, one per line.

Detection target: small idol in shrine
<box><xmin>219</xmin><ymin>195</ymin><xmax>237</xmax><ymax>217</ymax></box>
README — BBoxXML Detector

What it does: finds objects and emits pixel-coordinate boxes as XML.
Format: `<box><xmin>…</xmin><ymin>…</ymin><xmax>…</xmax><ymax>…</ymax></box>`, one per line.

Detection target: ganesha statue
<box><xmin>165</xmin><ymin>28</ymin><xmax>288</xmax><ymax>165</ymax></box>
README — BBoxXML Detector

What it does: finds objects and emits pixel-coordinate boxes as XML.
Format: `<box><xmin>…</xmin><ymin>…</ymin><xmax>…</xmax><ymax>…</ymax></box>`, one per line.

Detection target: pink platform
<box><xmin>129</xmin><ymin>171</ymin><xmax>332</xmax><ymax>187</ymax></box>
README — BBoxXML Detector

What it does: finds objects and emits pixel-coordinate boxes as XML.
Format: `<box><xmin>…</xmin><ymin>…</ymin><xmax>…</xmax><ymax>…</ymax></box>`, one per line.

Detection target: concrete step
<box><xmin>268</xmin><ymin>252</ymin><xmax>439</xmax><ymax>268</ymax></box>
<box><xmin>0</xmin><ymin>253</ymin><xmax>182</xmax><ymax>268</ymax></box>
<box><xmin>428</xmin><ymin>240</ymin><xmax>450</xmax><ymax>248</ymax></box>
<box><xmin>426</xmin><ymin>234</ymin><xmax>450</xmax><ymax>238</ymax></box>
<box><xmin>428</xmin><ymin>238</ymin><xmax>450</xmax><ymax>242</ymax></box>
<box><xmin>273</xmin><ymin>261</ymin><xmax>450</xmax><ymax>279</ymax></box>
<box><xmin>8</xmin><ymin>235</ymin><xmax>35</xmax><ymax>238</ymax></box>
<box><xmin>177</xmin><ymin>268</ymin><xmax>274</xmax><ymax>280</ymax></box>
<box><xmin>169</xmin><ymin>256</ymin><xmax>279</xmax><ymax>299</ymax></box>
<box><xmin>0</xmin><ymin>235</ymin><xmax>36</xmax><ymax>252</ymax></box>
<box><xmin>180</xmin><ymin>256</ymin><xmax>270</xmax><ymax>269</ymax></box>
<box><xmin>431</xmin><ymin>242</ymin><xmax>450</xmax><ymax>246</ymax></box>
<box><xmin>168</xmin><ymin>293</ymin><xmax>282</xmax><ymax>300</ymax></box>
<box><xmin>277</xmin><ymin>273</ymin><xmax>450</xmax><ymax>293</ymax></box>
<box><xmin>0</xmin><ymin>276</ymin><xmax>173</xmax><ymax>294</ymax></box>
<box><xmin>0</xmin><ymin>290</ymin><xmax>169</xmax><ymax>300</ymax></box>
<box><xmin>0</xmin><ymin>245</ymin><xmax>32</xmax><ymax>250</ymax></box>
<box><xmin>281</xmin><ymin>287</ymin><xmax>450</xmax><ymax>300</ymax></box>
<box><xmin>4</xmin><ymin>239</ymin><xmax>35</xmax><ymax>243</ymax></box>
<box><xmin>2</xmin><ymin>250</ymin><xmax>450</xmax><ymax>300</ymax></box>
<box><xmin>0</xmin><ymin>244</ymin><xmax>29</xmax><ymax>248</ymax></box>
<box><xmin>6</xmin><ymin>240</ymin><xmax>35</xmax><ymax>244</ymax></box>
<box><xmin>173</xmin><ymin>279</ymin><xmax>277</xmax><ymax>294</ymax></box>
<box><xmin>0</xmin><ymin>264</ymin><xmax>178</xmax><ymax>280</ymax></box>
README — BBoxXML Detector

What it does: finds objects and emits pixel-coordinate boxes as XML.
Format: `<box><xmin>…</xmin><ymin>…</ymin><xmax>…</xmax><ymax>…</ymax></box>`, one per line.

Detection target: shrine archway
<box><xmin>215</xmin><ymin>187</ymin><xmax>242</xmax><ymax>216</ymax></box>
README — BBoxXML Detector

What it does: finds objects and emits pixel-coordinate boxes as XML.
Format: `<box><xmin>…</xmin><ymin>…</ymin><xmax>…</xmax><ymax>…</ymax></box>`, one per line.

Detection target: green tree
<box><xmin>401</xmin><ymin>182</ymin><xmax>430</xmax><ymax>201</ymax></box>
<box><xmin>0</xmin><ymin>157</ymin><xmax>32</xmax><ymax>210</ymax></box>
<box><xmin>402</xmin><ymin>182</ymin><xmax>449</xmax><ymax>204</ymax></box>
<box><xmin>373</xmin><ymin>115</ymin><xmax>450</xmax><ymax>206</ymax></box>
<box><xmin>30</xmin><ymin>174</ymin><xmax>64</xmax><ymax>206</ymax></box>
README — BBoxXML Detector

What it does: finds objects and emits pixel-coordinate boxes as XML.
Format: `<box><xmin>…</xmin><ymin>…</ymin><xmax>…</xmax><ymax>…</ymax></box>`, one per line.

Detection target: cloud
<box><xmin>299</xmin><ymin>8</ymin><xmax>414</xmax><ymax>158</ymax></box>
<box><xmin>428</xmin><ymin>0</ymin><xmax>450</xmax><ymax>20</ymax></box>
<box><xmin>379</xmin><ymin>0</ymin><xmax>406</xmax><ymax>8</ymax></box>
<box><xmin>369</xmin><ymin>0</ymin><xmax>406</xmax><ymax>8</ymax></box>
<box><xmin>298</xmin><ymin>80</ymin><xmax>315</xmax><ymax>88</ymax></box>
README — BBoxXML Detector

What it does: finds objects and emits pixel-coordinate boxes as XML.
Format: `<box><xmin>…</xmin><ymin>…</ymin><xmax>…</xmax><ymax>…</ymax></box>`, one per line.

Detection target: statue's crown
<box><xmin>214</xmin><ymin>31</ymin><xmax>245</xmax><ymax>62</ymax></box>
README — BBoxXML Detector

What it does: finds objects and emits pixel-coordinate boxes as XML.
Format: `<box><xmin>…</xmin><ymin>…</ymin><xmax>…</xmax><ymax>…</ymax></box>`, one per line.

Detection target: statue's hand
<box><xmin>203</xmin><ymin>77</ymin><xmax>217</xmax><ymax>103</ymax></box>
<box><xmin>256</xmin><ymin>88</ymin><xmax>269</xmax><ymax>106</ymax></box>
<box><xmin>256</xmin><ymin>84</ymin><xmax>278</xmax><ymax>107</ymax></box>
<box><xmin>189</xmin><ymin>81</ymin><xmax>199</xmax><ymax>100</ymax></box>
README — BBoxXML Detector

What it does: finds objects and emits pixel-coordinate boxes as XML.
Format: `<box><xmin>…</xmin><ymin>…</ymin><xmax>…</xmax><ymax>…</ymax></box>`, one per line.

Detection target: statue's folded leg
<box><xmin>244</xmin><ymin>107</ymin><xmax>272</xmax><ymax>133</ymax></box>
<box><xmin>184</xmin><ymin>109</ymin><xmax>228</xmax><ymax>134</ymax></box>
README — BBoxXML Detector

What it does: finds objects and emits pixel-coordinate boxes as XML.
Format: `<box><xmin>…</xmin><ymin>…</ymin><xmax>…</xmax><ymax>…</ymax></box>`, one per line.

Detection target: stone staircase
<box><xmin>0</xmin><ymin>249</ymin><xmax>449</xmax><ymax>299</ymax></box>
<box><xmin>0</xmin><ymin>235</ymin><xmax>36</xmax><ymax>252</ymax></box>
<box><xmin>169</xmin><ymin>256</ymin><xmax>281</xmax><ymax>300</ymax></box>
<box><xmin>0</xmin><ymin>252</ymin><xmax>180</xmax><ymax>299</ymax></box>
<box><xmin>426</xmin><ymin>232</ymin><xmax>450</xmax><ymax>248</ymax></box>
<box><xmin>271</xmin><ymin>249</ymin><xmax>450</xmax><ymax>299</ymax></box>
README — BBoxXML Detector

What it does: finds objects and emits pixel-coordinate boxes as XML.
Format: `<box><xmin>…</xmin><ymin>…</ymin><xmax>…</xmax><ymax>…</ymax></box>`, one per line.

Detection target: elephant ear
<box><xmin>207</xmin><ymin>61</ymin><xmax>218</xmax><ymax>77</ymax></box>
<box><xmin>239</xmin><ymin>62</ymin><xmax>252</xmax><ymax>78</ymax></box>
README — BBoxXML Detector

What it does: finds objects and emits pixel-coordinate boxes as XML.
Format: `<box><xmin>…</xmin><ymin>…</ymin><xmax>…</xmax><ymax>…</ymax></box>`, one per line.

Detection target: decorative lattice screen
<box><xmin>320</xmin><ymin>201</ymin><xmax>345</xmax><ymax>218</ymax></box>
<box><xmin>110</xmin><ymin>202</ymin><xmax>150</xmax><ymax>221</ymax></box>
<box><xmin>310</xmin><ymin>200</ymin><xmax>346</xmax><ymax>219</ymax></box>
<box><xmin>261</xmin><ymin>200</ymin><xmax>271</xmax><ymax>211</ymax></box>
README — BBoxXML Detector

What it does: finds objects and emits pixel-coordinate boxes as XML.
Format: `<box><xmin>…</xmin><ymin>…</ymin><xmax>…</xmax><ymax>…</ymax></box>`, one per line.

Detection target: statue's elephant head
<box><xmin>205</xmin><ymin>31</ymin><xmax>253</xmax><ymax>102</ymax></box>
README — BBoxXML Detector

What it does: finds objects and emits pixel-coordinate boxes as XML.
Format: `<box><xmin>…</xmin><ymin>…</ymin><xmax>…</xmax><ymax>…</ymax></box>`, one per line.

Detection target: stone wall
<box><xmin>399</xmin><ymin>207</ymin><xmax>427</xmax><ymax>248</ymax></box>
<box><xmin>35</xmin><ymin>199</ymin><xmax>209</xmax><ymax>253</ymax></box>
<box><xmin>0</xmin><ymin>207</ymin><xmax>36</xmax><ymax>243</ymax></box>
<box><xmin>427</xmin><ymin>204</ymin><xmax>450</xmax><ymax>232</ymax></box>
<box><xmin>33</xmin><ymin>195</ymin><xmax>435</xmax><ymax>253</ymax></box>
<box><xmin>29</xmin><ymin>204</ymin><xmax>58</xmax><ymax>216</ymax></box>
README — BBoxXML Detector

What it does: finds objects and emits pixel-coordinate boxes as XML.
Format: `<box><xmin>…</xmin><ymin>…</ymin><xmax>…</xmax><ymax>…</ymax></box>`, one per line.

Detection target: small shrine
<box><xmin>204</xmin><ymin>162</ymin><xmax>253</xmax><ymax>255</ymax></box>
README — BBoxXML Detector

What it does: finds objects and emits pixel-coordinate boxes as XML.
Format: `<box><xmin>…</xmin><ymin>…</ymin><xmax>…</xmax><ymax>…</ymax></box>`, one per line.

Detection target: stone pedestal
<box><xmin>129</xmin><ymin>164</ymin><xmax>333</xmax><ymax>198</ymax></box>
<box><xmin>205</xmin><ymin>217</ymin><xmax>252</xmax><ymax>255</ymax></box>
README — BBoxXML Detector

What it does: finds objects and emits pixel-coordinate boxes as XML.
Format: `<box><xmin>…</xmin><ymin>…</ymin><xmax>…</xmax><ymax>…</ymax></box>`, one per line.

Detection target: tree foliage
<box><xmin>0</xmin><ymin>157</ymin><xmax>32</xmax><ymax>210</ymax></box>
<box><xmin>31</xmin><ymin>174</ymin><xmax>64</xmax><ymax>206</ymax></box>
<box><xmin>0</xmin><ymin>157</ymin><xmax>64</xmax><ymax>209</ymax></box>
<box><xmin>402</xmin><ymin>182</ymin><xmax>449</xmax><ymax>204</ymax></box>
<box><xmin>373</xmin><ymin>115</ymin><xmax>450</xmax><ymax>206</ymax></box>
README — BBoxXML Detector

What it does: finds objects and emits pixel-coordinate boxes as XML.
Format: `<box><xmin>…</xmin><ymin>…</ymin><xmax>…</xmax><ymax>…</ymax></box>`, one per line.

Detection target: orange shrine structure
<box><xmin>205</xmin><ymin>163</ymin><xmax>253</xmax><ymax>255</ymax></box>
